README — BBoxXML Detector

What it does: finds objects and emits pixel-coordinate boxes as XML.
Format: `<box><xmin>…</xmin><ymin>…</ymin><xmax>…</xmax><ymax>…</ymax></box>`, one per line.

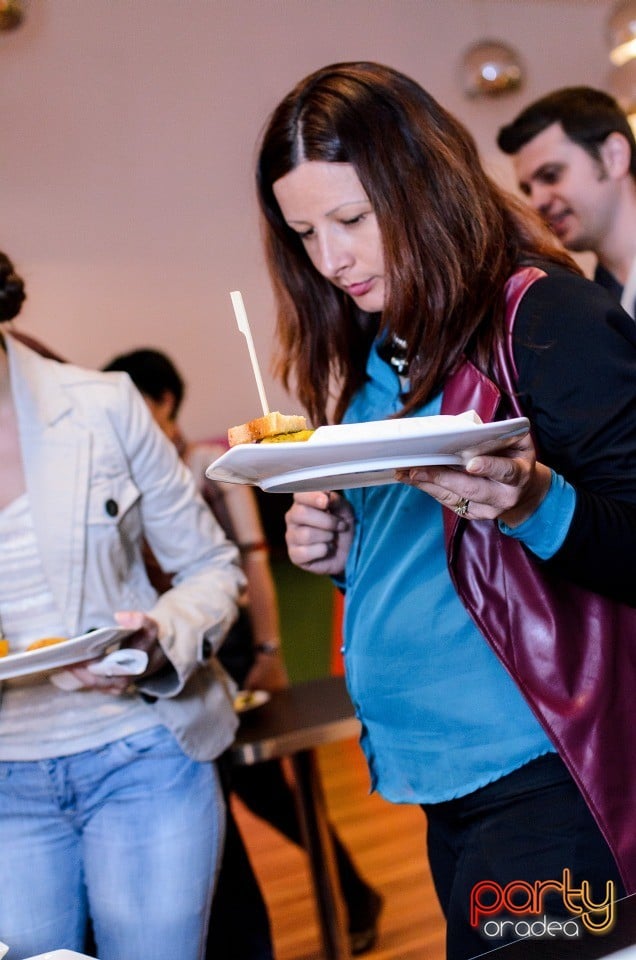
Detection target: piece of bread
<box><xmin>228</xmin><ymin>411</ymin><xmax>309</xmax><ymax>447</ymax></box>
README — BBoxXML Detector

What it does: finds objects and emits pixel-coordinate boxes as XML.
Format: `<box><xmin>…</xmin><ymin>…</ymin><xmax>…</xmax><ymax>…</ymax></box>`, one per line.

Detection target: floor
<box><xmin>233</xmin><ymin>736</ymin><xmax>447</xmax><ymax>960</ymax></box>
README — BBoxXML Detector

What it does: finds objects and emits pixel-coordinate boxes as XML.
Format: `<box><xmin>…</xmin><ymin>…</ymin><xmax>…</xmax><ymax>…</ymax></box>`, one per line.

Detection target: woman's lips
<box><xmin>346</xmin><ymin>279</ymin><xmax>374</xmax><ymax>297</ymax></box>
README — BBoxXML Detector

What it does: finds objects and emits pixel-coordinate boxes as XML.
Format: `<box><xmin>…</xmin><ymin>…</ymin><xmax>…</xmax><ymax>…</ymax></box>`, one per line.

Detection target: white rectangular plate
<box><xmin>0</xmin><ymin>627</ymin><xmax>135</xmax><ymax>681</ymax></box>
<box><xmin>206</xmin><ymin>414</ymin><xmax>530</xmax><ymax>493</ymax></box>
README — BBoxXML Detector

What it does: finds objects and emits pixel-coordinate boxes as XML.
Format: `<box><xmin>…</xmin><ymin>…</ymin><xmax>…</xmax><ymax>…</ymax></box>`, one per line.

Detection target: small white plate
<box><xmin>0</xmin><ymin>627</ymin><xmax>135</xmax><ymax>681</ymax></box>
<box><xmin>207</xmin><ymin>414</ymin><xmax>530</xmax><ymax>493</ymax></box>
<box><xmin>234</xmin><ymin>689</ymin><xmax>271</xmax><ymax>713</ymax></box>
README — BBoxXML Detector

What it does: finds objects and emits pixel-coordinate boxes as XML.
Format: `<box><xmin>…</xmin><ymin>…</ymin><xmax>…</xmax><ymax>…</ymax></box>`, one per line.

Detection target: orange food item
<box><xmin>26</xmin><ymin>636</ymin><xmax>67</xmax><ymax>651</ymax></box>
<box><xmin>0</xmin><ymin>639</ymin><xmax>9</xmax><ymax>658</ymax></box>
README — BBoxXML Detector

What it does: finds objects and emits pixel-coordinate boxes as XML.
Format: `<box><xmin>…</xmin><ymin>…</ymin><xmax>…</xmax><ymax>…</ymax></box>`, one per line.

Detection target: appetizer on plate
<box><xmin>0</xmin><ymin>635</ymin><xmax>68</xmax><ymax>657</ymax></box>
<box><xmin>233</xmin><ymin>689</ymin><xmax>271</xmax><ymax>713</ymax></box>
<box><xmin>25</xmin><ymin>636</ymin><xmax>68</xmax><ymax>651</ymax></box>
<box><xmin>228</xmin><ymin>411</ymin><xmax>313</xmax><ymax>447</ymax></box>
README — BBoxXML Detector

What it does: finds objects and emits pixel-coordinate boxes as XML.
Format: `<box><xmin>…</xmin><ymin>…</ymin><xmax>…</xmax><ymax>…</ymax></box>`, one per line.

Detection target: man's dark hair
<box><xmin>0</xmin><ymin>250</ymin><xmax>26</xmax><ymax>322</ymax></box>
<box><xmin>497</xmin><ymin>86</ymin><xmax>636</xmax><ymax>178</ymax></box>
<box><xmin>103</xmin><ymin>348</ymin><xmax>185</xmax><ymax>417</ymax></box>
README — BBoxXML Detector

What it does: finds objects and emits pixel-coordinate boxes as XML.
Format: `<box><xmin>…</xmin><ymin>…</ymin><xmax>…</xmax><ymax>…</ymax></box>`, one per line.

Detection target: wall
<box><xmin>1</xmin><ymin>0</ymin><xmax>611</xmax><ymax>437</ymax></box>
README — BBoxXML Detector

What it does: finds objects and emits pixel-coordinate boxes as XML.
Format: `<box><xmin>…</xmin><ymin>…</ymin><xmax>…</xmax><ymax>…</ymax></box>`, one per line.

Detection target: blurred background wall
<box><xmin>0</xmin><ymin>0</ymin><xmax>613</xmax><ymax>438</ymax></box>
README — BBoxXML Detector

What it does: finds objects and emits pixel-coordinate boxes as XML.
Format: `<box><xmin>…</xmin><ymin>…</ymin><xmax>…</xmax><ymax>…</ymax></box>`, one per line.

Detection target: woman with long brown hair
<box><xmin>256</xmin><ymin>62</ymin><xmax>636</xmax><ymax>959</ymax></box>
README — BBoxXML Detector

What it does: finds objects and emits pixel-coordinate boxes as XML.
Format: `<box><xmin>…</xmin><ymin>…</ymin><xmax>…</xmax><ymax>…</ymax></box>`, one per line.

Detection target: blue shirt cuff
<box><xmin>498</xmin><ymin>470</ymin><xmax>576</xmax><ymax>560</ymax></box>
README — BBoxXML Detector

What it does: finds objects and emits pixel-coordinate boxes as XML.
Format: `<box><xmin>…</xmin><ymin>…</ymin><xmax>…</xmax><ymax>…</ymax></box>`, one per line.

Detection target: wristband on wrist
<box><xmin>254</xmin><ymin>642</ymin><xmax>280</xmax><ymax>655</ymax></box>
<box><xmin>240</xmin><ymin>541</ymin><xmax>269</xmax><ymax>555</ymax></box>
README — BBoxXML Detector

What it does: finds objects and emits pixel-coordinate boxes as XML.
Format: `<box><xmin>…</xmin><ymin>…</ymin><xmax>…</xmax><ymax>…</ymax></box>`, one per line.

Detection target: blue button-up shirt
<box><xmin>340</xmin><ymin>340</ymin><xmax>574</xmax><ymax>804</ymax></box>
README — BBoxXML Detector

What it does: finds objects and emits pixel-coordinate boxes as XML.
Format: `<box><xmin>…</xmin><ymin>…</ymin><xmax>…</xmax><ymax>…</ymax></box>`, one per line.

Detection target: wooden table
<box><xmin>230</xmin><ymin>675</ymin><xmax>361</xmax><ymax>960</ymax></box>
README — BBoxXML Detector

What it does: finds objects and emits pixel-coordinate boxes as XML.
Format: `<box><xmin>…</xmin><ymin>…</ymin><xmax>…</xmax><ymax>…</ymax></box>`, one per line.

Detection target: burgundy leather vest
<box><xmin>441</xmin><ymin>266</ymin><xmax>636</xmax><ymax>891</ymax></box>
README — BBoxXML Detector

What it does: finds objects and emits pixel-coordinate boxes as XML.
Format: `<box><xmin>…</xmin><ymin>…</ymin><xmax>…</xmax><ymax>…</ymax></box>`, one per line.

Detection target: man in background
<box><xmin>497</xmin><ymin>86</ymin><xmax>636</xmax><ymax>318</ymax></box>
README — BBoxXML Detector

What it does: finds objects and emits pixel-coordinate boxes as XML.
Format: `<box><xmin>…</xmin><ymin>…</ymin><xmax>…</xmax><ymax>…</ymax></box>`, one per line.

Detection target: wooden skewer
<box><xmin>230</xmin><ymin>290</ymin><xmax>270</xmax><ymax>417</ymax></box>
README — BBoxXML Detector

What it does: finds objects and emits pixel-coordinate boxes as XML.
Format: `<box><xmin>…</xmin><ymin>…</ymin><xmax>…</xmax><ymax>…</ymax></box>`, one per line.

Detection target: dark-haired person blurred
<box><xmin>104</xmin><ymin>347</ymin><xmax>383</xmax><ymax>957</ymax></box>
<box><xmin>254</xmin><ymin>61</ymin><xmax>636</xmax><ymax>959</ymax></box>
<box><xmin>0</xmin><ymin>253</ymin><xmax>243</xmax><ymax>960</ymax></box>
<box><xmin>498</xmin><ymin>86</ymin><xmax>636</xmax><ymax>317</ymax></box>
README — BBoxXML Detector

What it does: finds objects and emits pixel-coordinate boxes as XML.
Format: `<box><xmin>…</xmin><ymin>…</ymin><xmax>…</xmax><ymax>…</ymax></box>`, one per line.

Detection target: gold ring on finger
<box><xmin>453</xmin><ymin>497</ymin><xmax>470</xmax><ymax>517</ymax></box>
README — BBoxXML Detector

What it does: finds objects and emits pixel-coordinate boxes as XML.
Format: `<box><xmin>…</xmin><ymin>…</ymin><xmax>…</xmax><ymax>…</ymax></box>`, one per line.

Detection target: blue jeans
<box><xmin>0</xmin><ymin>725</ymin><xmax>225</xmax><ymax>960</ymax></box>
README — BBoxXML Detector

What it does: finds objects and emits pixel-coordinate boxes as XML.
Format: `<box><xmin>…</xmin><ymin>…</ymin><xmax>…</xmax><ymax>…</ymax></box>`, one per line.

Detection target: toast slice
<box><xmin>228</xmin><ymin>411</ymin><xmax>309</xmax><ymax>447</ymax></box>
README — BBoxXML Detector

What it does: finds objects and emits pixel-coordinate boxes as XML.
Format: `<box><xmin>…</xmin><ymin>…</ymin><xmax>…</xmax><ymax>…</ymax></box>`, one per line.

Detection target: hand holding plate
<box><xmin>64</xmin><ymin>612</ymin><xmax>167</xmax><ymax>693</ymax></box>
<box><xmin>396</xmin><ymin>430</ymin><xmax>552</xmax><ymax>525</ymax></box>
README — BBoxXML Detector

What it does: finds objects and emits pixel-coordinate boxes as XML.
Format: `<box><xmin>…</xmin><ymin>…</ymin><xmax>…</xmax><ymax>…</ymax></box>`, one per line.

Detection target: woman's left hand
<box><xmin>395</xmin><ymin>431</ymin><xmax>552</xmax><ymax>526</ymax></box>
<box><xmin>65</xmin><ymin>611</ymin><xmax>169</xmax><ymax>694</ymax></box>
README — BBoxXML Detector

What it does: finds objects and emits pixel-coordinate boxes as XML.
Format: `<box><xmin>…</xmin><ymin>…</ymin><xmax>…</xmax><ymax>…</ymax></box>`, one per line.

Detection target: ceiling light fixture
<box><xmin>608</xmin><ymin>0</ymin><xmax>636</xmax><ymax>67</ymax></box>
<box><xmin>460</xmin><ymin>40</ymin><xmax>524</xmax><ymax>99</ymax></box>
<box><xmin>607</xmin><ymin>61</ymin><xmax>636</xmax><ymax>134</ymax></box>
<box><xmin>0</xmin><ymin>0</ymin><xmax>22</xmax><ymax>31</ymax></box>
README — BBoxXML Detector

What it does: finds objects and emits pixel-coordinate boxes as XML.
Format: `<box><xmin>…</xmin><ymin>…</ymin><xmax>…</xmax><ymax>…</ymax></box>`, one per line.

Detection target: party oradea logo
<box><xmin>470</xmin><ymin>869</ymin><xmax>616</xmax><ymax>941</ymax></box>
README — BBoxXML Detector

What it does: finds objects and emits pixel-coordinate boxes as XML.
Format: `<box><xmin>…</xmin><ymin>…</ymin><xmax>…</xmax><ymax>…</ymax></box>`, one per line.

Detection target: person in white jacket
<box><xmin>0</xmin><ymin>251</ymin><xmax>244</xmax><ymax>960</ymax></box>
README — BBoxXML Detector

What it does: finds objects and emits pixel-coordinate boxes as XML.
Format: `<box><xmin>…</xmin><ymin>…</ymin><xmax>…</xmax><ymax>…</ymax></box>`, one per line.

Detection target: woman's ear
<box><xmin>600</xmin><ymin>131</ymin><xmax>633</xmax><ymax>180</ymax></box>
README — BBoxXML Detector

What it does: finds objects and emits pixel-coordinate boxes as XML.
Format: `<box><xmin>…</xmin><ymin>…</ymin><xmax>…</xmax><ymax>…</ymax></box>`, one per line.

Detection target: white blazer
<box><xmin>5</xmin><ymin>334</ymin><xmax>244</xmax><ymax>760</ymax></box>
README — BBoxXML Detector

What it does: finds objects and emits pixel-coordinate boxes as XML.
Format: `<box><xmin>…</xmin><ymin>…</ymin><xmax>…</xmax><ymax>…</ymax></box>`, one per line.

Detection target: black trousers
<box><xmin>423</xmin><ymin>753</ymin><xmax>625</xmax><ymax>960</ymax></box>
<box><xmin>207</xmin><ymin>755</ymin><xmax>376</xmax><ymax>960</ymax></box>
<box><xmin>207</xmin><ymin>800</ymin><xmax>275</xmax><ymax>960</ymax></box>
